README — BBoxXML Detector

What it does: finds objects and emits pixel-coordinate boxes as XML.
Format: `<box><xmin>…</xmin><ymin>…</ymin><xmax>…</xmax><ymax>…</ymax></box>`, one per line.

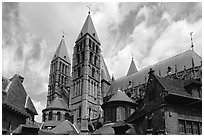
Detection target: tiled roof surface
<box><xmin>51</xmin><ymin>120</ymin><xmax>78</xmax><ymax>134</ymax></box>
<box><xmin>25</xmin><ymin>96</ymin><xmax>38</xmax><ymax>115</ymax></box>
<box><xmin>107</xmin><ymin>89</ymin><xmax>134</xmax><ymax>103</ymax></box>
<box><xmin>52</xmin><ymin>38</ymin><xmax>70</xmax><ymax>63</ymax></box>
<box><xmin>2</xmin><ymin>74</ymin><xmax>38</xmax><ymax>116</ymax></box>
<box><xmin>76</xmin><ymin>14</ymin><xmax>100</xmax><ymax>43</ymax></box>
<box><xmin>46</xmin><ymin>96</ymin><xmax>69</xmax><ymax>110</ymax></box>
<box><xmin>106</xmin><ymin>50</ymin><xmax>201</xmax><ymax>97</ymax></box>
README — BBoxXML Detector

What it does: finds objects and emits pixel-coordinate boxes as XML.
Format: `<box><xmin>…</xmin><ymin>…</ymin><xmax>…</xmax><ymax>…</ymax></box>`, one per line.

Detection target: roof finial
<box><xmin>62</xmin><ymin>31</ymin><xmax>66</xmax><ymax>39</ymax></box>
<box><xmin>190</xmin><ymin>32</ymin><xmax>194</xmax><ymax>51</ymax></box>
<box><xmin>132</xmin><ymin>53</ymin><xmax>134</xmax><ymax>60</ymax></box>
<box><xmin>87</xmin><ymin>4</ymin><xmax>92</xmax><ymax>15</ymax></box>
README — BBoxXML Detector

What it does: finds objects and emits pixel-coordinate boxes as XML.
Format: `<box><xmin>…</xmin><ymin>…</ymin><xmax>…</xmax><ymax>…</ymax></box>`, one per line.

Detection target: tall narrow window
<box><xmin>81</xmin><ymin>51</ymin><xmax>85</xmax><ymax>62</ymax></box>
<box><xmin>89</xmin><ymin>39</ymin><xmax>92</xmax><ymax>48</ymax></box>
<box><xmin>48</xmin><ymin>111</ymin><xmax>53</xmax><ymax>121</ymax></box>
<box><xmin>57</xmin><ymin>112</ymin><xmax>61</xmax><ymax>121</ymax></box>
<box><xmin>186</xmin><ymin>121</ymin><xmax>192</xmax><ymax>134</ymax></box>
<box><xmin>94</xmin><ymin>56</ymin><xmax>97</xmax><ymax>65</ymax></box>
<box><xmin>90</xmin><ymin>52</ymin><xmax>93</xmax><ymax>63</ymax></box>
<box><xmin>92</xmin><ymin>68</ymin><xmax>95</xmax><ymax>78</ymax></box>
<box><xmin>192</xmin><ymin>122</ymin><xmax>199</xmax><ymax>134</ymax></box>
<box><xmin>78</xmin><ymin>67</ymin><xmax>81</xmax><ymax>77</ymax></box>
<box><xmin>65</xmin><ymin>113</ymin><xmax>69</xmax><ymax>120</ymax></box>
<box><xmin>179</xmin><ymin>120</ymin><xmax>185</xmax><ymax>134</ymax></box>
<box><xmin>116</xmin><ymin>107</ymin><xmax>125</xmax><ymax>121</ymax></box>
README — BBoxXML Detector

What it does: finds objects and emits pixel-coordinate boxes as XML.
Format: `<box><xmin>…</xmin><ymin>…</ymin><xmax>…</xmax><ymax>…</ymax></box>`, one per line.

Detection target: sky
<box><xmin>2</xmin><ymin>2</ymin><xmax>202</xmax><ymax>122</ymax></box>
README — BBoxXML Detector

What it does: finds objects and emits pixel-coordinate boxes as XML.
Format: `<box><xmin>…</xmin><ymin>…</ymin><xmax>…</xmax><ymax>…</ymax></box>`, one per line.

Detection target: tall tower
<box><xmin>47</xmin><ymin>36</ymin><xmax>71</xmax><ymax>107</ymax></box>
<box><xmin>71</xmin><ymin>13</ymin><xmax>102</xmax><ymax>133</ymax></box>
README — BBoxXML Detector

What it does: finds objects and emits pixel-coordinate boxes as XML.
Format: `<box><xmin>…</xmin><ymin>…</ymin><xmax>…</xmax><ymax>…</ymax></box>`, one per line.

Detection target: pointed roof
<box><xmin>108</xmin><ymin>89</ymin><xmax>134</xmax><ymax>103</ymax></box>
<box><xmin>2</xmin><ymin>74</ymin><xmax>38</xmax><ymax>116</ymax></box>
<box><xmin>76</xmin><ymin>14</ymin><xmax>100</xmax><ymax>43</ymax></box>
<box><xmin>102</xmin><ymin>89</ymin><xmax>136</xmax><ymax>109</ymax></box>
<box><xmin>127</xmin><ymin>58</ymin><xmax>138</xmax><ymax>76</ymax></box>
<box><xmin>51</xmin><ymin>120</ymin><xmax>79</xmax><ymax>134</ymax></box>
<box><xmin>46</xmin><ymin>96</ymin><xmax>69</xmax><ymax>110</ymax></box>
<box><xmin>52</xmin><ymin>37</ymin><xmax>70</xmax><ymax>64</ymax></box>
<box><xmin>101</xmin><ymin>57</ymin><xmax>111</xmax><ymax>83</ymax></box>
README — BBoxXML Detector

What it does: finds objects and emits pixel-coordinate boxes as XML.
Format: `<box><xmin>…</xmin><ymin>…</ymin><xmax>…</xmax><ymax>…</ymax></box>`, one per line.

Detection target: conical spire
<box><xmin>76</xmin><ymin>14</ymin><xmax>100</xmax><ymax>43</ymax></box>
<box><xmin>52</xmin><ymin>36</ymin><xmax>70</xmax><ymax>64</ymax></box>
<box><xmin>127</xmin><ymin>58</ymin><xmax>138</xmax><ymax>76</ymax></box>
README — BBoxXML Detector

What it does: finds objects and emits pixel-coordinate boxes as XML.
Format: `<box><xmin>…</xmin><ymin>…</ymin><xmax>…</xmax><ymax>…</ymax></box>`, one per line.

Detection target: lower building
<box><xmin>2</xmin><ymin>74</ymin><xmax>38</xmax><ymax>134</ymax></box>
<box><xmin>42</xmin><ymin>96</ymin><xmax>73</xmax><ymax>130</ymax></box>
<box><xmin>126</xmin><ymin>68</ymin><xmax>202</xmax><ymax>135</ymax></box>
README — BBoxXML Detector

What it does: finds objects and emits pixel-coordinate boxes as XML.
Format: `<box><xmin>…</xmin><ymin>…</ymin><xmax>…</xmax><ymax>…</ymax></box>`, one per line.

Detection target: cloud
<box><xmin>2</xmin><ymin>2</ymin><xmax>202</xmax><ymax>122</ymax></box>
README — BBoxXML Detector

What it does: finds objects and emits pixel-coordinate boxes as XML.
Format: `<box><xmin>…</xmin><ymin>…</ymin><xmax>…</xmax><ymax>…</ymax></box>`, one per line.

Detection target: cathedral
<box><xmin>41</xmin><ymin>12</ymin><xmax>202</xmax><ymax>134</ymax></box>
<box><xmin>42</xmin><ymin>13</ymin><xmax>111</xmax><ymax>133</ymax></box>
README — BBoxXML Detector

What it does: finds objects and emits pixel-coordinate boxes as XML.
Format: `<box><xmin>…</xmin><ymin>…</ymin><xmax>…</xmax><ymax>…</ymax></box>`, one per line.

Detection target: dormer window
<box><xmin>93</xmin><ymin>33</ymin><xmax>95</xmax><ymax>36</ymax></box>
<box><xmin>64</xmin><ymin>56</ymin><xmax>66</xmax><ymax>59</ymax></box>
<box><xmin>81</xmin><ymin>32</ymin><xmax>83</xmax><ymax>36</ymax></box>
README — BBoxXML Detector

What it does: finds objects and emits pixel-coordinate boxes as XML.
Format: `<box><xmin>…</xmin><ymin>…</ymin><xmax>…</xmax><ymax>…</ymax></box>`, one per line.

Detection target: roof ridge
<box><xmin>115</xmin><ymin>50</ymin><xmax>197</xmax><ymax>81</ymax></box>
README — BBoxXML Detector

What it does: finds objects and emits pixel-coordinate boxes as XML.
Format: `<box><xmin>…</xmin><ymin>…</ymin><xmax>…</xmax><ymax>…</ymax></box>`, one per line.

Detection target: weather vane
<box><xmin>190</xmin><ymin>32</ymin><xmax>194</xmax><ymax>51</ymax></box>
<box><xmin>86</xmin><ymin>4</ymin><xmax>92</xmax><ymax>14</ymax></box>
<box><xmin>132</xmin><ymin>53</ymin><xmax>134</xmax><ymax>60</ymax></box>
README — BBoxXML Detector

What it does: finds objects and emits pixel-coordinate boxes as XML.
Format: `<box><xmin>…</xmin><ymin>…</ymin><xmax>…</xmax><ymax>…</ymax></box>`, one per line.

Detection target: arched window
<box><xmin>116</xmin><ymin>107</ymin><xmax>125</xmax><ymax>121</ymax></box>
<box><xmin>90</xmin><ymin>52</ymin><xmax>93</xmax><ymax>63</ymax></box>
<box><xmin>94</xmin><ymin>56</ymin><xmax>97</xmax><ymax>65</ymax></box>
<box><xmin>78</xmin><ymin>67</ymin><xmax>81</xmax><ymax>77</ymax></box>
<box><xmin>92</xmin><ymin>68</ymin><xmax>95</xmax><ymax>78</ymax></box>
<box><xmin>48</xmin><ymin>111</ymin><xmax>53</xmax><ymax>121</ymax></box>
<box><xmin>65</xmin><ymin>113</ymin><xmax>69</xmax><ymax>120</ymax></box>
<box><xmin>57</xmin><ymin>112</ymin><xmax>61</xmax><ymax>121</ymax></box>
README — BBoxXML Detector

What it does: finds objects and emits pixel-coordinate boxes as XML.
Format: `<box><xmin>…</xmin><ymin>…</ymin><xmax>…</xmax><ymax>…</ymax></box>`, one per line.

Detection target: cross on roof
<box><xmin>87</xmin><ymin>4</ymin><xmax>92</xmax><ymax>14</ymax></box>
<box><xmin>62</xmin><ymin>31</ymin><xmax>67</xmax><ymax>39</ymax></box>
<box><xmin>190</xmin><ymin>32</ymin><xmax>194</xmax><ymax>51</ymax></box>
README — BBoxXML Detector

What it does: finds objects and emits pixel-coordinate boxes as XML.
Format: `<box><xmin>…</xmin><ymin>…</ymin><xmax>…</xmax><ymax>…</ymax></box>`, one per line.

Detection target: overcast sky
<box><xmin>2</xmin><ymin>2</ymin><xmax>202</xmax><ymax>122</ymax></box>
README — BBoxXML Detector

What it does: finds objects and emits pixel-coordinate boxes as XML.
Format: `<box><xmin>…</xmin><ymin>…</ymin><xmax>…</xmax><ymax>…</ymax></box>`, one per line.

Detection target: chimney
<box><xmin>148</xmin><ymin>68</ymin><xmax>155</xmax><ymax>75</ymax></box>
<box><xmin>18</xmin><ymin>74</ymin><xmax>24</xmax><ymax>83</ymax></box>
<box><xmin>167</xmin><ymin>66</ymin><xmax>172</xmax><ymax>76</ymax></box>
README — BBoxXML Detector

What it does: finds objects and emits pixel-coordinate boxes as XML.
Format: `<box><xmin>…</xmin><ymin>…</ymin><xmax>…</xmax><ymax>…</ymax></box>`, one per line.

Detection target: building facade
<box><xmin>126</xmin><ymin>68</ymin><xmax>202</xmax><ymax>134</ymax></box>
<box><xmin>2</xmin><ymin>74</ymin><xmax>38</xmax><ymax>134</ymax></box>
<box><xmin>42</xmin><ymin>13</ymin><xmax>111</xmax><ymax>133</ymax></box>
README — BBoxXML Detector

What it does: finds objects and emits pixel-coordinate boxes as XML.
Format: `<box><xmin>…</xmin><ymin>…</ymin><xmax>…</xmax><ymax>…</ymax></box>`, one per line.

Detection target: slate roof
<box><xmin>51</xmin><ymin>120</ymin><xmax>79</xmax><ymax>134</ymax></box>
<box><xmin>106</xmin><ymin>50</ymin><xmax>202</xmax><ymax>97</ymax></box>
<box><xmin>76</xmin><ymin>14</ymin><xmax>100</xmax><ymax>43</ymax></box>
<box><xmin>102</xmin><ymin>89</ymin><xmax>135</xmax><ymax>109</ymax></box>
<box><xmin>107</xmin><ymin>89</ymin><xmax>134</xmax><ymax>103</ymax></box>
<box><xmin>52</xmin><ymin>38</ymin><xmax>70</xmax><ymax>64</ymax></box>
<box><xmin>25</xmin><ymin>96</ymin><xmax>38</xmax><ymax>115</ymax></box>
<box><xmin>45</xmin><ymin>96</ymin><xmax>69</xmax><ymax>110</ymax></box>
<box><xmin>2</xmin><ymin>74</ymin><xmax>38</xmax><ymax>116</ymax></box>
<box><xmin>42</xmin><ymin>120</ymin><xmax>61</xmax><ymax>127</ymax></box>
<box><xmin>156</xmin><ymin>76</ymin><xmax>201</xmax><ymax>99</ymax></box>
<box><xmin>127</xmin><ymin>58</ymin><xmax>138</xmax><ymax>76</ymax></box>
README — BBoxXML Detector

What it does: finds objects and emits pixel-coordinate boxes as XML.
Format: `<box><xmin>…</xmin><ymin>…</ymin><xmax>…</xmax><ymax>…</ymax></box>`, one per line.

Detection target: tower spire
<box><xmin>127</xmin><ymin>57</ymin><xmax>138</xmax><ymax>76</ymax></box>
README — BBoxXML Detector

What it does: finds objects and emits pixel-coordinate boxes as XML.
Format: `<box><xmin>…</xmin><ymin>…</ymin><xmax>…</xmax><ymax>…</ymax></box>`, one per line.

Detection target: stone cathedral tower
<box><xmin>71</xmin><ymin>13</ymin><xmax>104</xmax><ymax>132</ymax></box>
<box><xmin>47</xmin><ymin>36</ymin><xmax>71</xmax><ymax>106</ymax></box>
